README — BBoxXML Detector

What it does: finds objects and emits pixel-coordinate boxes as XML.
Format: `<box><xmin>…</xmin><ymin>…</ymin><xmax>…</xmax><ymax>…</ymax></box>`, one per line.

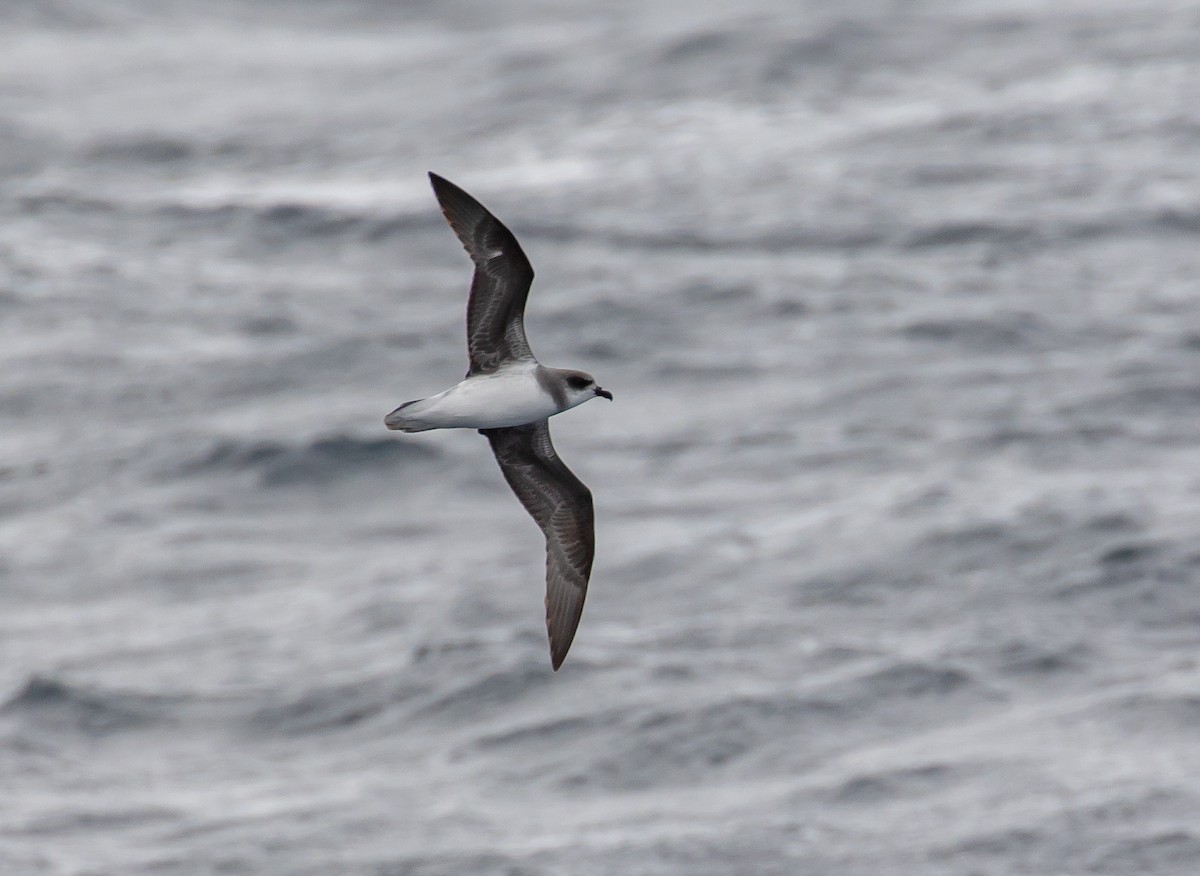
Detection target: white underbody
<box><xmin>387</xmin><ymin>362</ymin><xmax>561</xmax><ymax>432</ymax></box>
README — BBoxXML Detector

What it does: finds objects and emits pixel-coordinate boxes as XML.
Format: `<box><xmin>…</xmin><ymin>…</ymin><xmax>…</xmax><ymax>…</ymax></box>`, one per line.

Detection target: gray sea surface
<box><xmin>3</xmin><ymin>1</ymin><xmax>1200</xmax><ymax>873</ymax></box>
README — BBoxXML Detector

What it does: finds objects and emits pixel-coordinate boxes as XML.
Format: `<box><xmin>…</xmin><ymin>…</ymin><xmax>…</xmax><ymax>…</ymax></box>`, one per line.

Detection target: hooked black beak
<box><xmin>595</xmin><ymin>387</ymin><xmax>613</xmax><ymax>401</ymax></box>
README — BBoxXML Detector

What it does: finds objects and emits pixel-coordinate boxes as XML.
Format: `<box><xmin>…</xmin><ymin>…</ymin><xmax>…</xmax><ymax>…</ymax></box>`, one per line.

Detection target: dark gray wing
<box><xmin>429</xmin><ymin>173</ymin><xmax>535</xmax><ymax>374</ymax></box>
<box><xmin>482</xmin><ymin>420</ymin><xmax>594</xmax><ymax>670</ymax></box>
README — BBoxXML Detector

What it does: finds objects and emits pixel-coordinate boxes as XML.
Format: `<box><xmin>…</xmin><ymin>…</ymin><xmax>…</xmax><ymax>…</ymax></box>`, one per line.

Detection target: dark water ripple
<box><xmin>1</xmin><ymin>676</ymin><xmax>183</xmax><ymax>737</ymax></box>
<box><xmin>180</xmin><ymin>433</ymin><xmax>440</xmax><ymax>487</ymax></box>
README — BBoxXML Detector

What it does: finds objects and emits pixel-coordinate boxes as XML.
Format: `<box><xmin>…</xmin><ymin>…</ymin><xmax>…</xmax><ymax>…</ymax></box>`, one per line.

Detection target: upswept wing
<box><xmin>429</xmin><ymin>173</ymin><xmax>535</xmax><ymax>374</ymax></box>
<box><xmin>482</xmin><ymin>420</ymin><xmax>594</xmax><ymax>670</ymax></box>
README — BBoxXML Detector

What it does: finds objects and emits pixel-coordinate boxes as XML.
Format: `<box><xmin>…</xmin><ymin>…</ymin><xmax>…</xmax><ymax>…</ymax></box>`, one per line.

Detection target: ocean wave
<box><xmin>1153</xmin><ymin>208</ymin><xmax>1200</xmax><ymax>235</ymax></box>
<box><xmin>249</xmin><ymin>675</ymin><xmax>422</xmax><ymax>737</ymax></box>
<box><xmin>1</xmin><ymin>676</ymin><xmax>179</xmax><ymax>737</ymax></box>
<box><xmin>0</xmin><ymin>124</ymin><xmax>48</xmax><ymax>180</ymax></box>
<box><xmin>904</xmin><ymin>210</ymin><xmax>1200</xmax><ymax>251</ymax></box>
<box><xmin>562</xmin><ymin>662</ymin><xmax>994</xmax><ymax>790</ymax></box>
<box><xmin>603</xmin><ymin>226</ymin><xmax>887</xmax><ymax>252</ymax></box>
<box><xmin>824</xmin><ymin>761</ymin><xmax>979</xmax><ymax>804</ymax></box>
<box><xmin>972</xmin><ymin>423</ymin><xmax>1128</xmax><ymax>455</ymax></box>
<box><xmin>1078</xmin><ymin>383</ymin><xmax>1200</xmax><ymax>416</ymax></box>
<box><xmin>562</xmin><ymin>665</ymin><xmax>990</xmax><ymax>792</ymax></box>
<box><xmin>845</xmin><ymin>661</ymin><xmax>980</xmax><ymax>702</ymax></box>
<box><xmin>990</xmin><ymin>638</ymin><xmax>1091</xmax><ymax>678</ymax></box>
<box><xmin>180</xmin><ymin>433</ymin><xmax>438</xmax><ymax>487</ymax></box>
<box><xmin>17</xmin><ymin>191</ymin><xmax>439</xmax><ymax>245</ymax></box>
<box><xmin>902</xmin><ymin>312</ymin><xmax>1048</xmax><ymax>350</ymax></box>
<box><xmin>904</xmin><ymin>220</ymin><xmax>1034</xmax><ymax>249</ymax></box>
<box><xmin>19</xmin><ymin>805</ymin><xmax>181</xmax><ymax>836</ymax></box>
<box><xmin>0</xmin><ymin>0</ymin><xmax>106</xmax><ymax>28</ymax></box>
<box><xmin>413</xmin><ymin>662</ymin><xmax>557</xmax><ymax>722</ymax></box>
<box><xmin>84</xmin><ymin>134</ymin><xmax>194</xmax><ymax>166</ymax></box>
<box><xmin>564</xmin><ymin>694</ymin><xmax>840</xmax><ymax>790</ymax></box>
<box><xmin>936</xmin><ymin>805</ymin><xmax>1200</xmax><ymax>874</ymax></box>
<box><xmin>240</xmin><ymin>203</ymin><xmax>435</xmax><ymax>245</ymax></box>
<box><xmin>794</xmin><ymin>565</ymin><xmax>924</xmax><ymax>606</ymax></box>
<box><xmin>936</xmin><ymin>825</ymin><xmax>1047</xmax><ymax>863</ymax></box>
<box><xmin>914</xmin><ymin>519</ymin><xmax>1050</xmax><ymax>576</ymax></box>
<box><xmin>1089</xmin><ymin>830</ymin><xmax>1200</xmax><ymax>873</ymax></box>
<box><xmin>471</xmin><ymin>712</ymin><xmax>617</xmax><ymax>752</ymax></box>
<box><xmin>1105</xmin><ymin>691</ymin><xmax>1200</xmax><ymax>734</ymax></box>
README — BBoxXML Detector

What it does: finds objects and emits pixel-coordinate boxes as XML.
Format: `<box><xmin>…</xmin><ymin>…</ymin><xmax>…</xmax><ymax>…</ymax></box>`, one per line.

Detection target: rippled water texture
<box><xmin>2</xmin><ymin>1</ymin><xmax>1200</xmax><ymax>873</ymax></box>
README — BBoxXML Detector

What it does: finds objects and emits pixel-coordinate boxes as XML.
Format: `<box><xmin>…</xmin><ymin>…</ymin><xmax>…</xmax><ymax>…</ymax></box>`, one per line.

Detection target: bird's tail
<box><xmin>384</xmin><ymin>399</ymin><xmax>436</xmax><ymax>432</ymax></box>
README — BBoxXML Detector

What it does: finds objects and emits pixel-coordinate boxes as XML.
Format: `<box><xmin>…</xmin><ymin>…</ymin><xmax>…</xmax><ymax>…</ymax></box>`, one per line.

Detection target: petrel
<box><xmin>385</xmin><ymin>173</ymin><xmax>612</xmax><ymax>670</ymax></box>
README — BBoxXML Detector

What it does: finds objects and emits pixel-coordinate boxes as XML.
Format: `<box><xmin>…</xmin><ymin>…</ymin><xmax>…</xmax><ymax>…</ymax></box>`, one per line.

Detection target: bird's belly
<box><xmin>420</xmin><ymin>372</ymin><xmax>558</xmax><ymax>429</ymax></box>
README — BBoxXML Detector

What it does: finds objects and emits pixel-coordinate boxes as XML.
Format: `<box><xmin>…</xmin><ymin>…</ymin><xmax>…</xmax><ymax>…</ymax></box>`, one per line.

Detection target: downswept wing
<box><xmin>428</xmin><ymin>173</ymin><xmax>535</xmax><ymax>374</ymax></box>
<box><xmin>482</xmin><ymin>420</ymin><xmax>594</xmax><ymax>670</ymax></box>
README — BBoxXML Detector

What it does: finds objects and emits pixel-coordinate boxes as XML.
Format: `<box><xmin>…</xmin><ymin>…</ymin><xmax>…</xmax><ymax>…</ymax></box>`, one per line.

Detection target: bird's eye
<box><xmin>567</xmin><ymin>375</ymin><xmax>591</xmax><ymax>390</ymax></box>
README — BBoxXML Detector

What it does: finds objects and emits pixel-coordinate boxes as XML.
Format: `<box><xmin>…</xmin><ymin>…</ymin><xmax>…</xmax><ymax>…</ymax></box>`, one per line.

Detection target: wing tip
<box><xmin>548</xmin><ymin>627</ymin><xmax>571</xmax><ymax>670</ymax></box>
<box><xmin>427</xmin><ymin>172</ymin><xmax>488</xmax><ymax>240</ymax></box>
<box><xmin>547</xmin><ymin>597</ymin><xmax>585</xmax><ymax>672</ymax></box>
<box><xmin>427</xmin><ymin>171</ymin><xmax>457</xmax><ymax>202</ymax></box>
<box><xmin>549</xmin><ymin>635</ymin><xmax>575</xmax><ymax>671</ymax></box>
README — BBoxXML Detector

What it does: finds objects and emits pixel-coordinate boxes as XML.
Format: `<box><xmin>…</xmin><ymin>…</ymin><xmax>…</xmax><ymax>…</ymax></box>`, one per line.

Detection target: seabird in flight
<box><xmin>385</xmin><ymin>173</ymin><xmax>612</xmax><ymax>670</ymax></box>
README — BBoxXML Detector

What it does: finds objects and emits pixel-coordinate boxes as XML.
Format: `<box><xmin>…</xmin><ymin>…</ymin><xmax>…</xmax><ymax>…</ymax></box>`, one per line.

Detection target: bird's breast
<box><xmin>426</xmin><ymin>367</ymin><xmax>559</xmax><ymax>429</ymax></box>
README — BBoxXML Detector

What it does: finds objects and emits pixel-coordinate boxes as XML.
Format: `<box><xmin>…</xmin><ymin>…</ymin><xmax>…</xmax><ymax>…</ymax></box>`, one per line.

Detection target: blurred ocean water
<box><xmin>2</xmin><ymin>0</ymin><xmax>1200</xmax><ymax>873</ymax></box>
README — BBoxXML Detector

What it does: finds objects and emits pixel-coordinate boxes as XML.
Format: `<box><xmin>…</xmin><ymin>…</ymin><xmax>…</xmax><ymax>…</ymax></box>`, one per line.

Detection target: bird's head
<box><xmin>562</xmin><ymin>370</ymin><xmax>612</xmax><ymax>407</ymax></box>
